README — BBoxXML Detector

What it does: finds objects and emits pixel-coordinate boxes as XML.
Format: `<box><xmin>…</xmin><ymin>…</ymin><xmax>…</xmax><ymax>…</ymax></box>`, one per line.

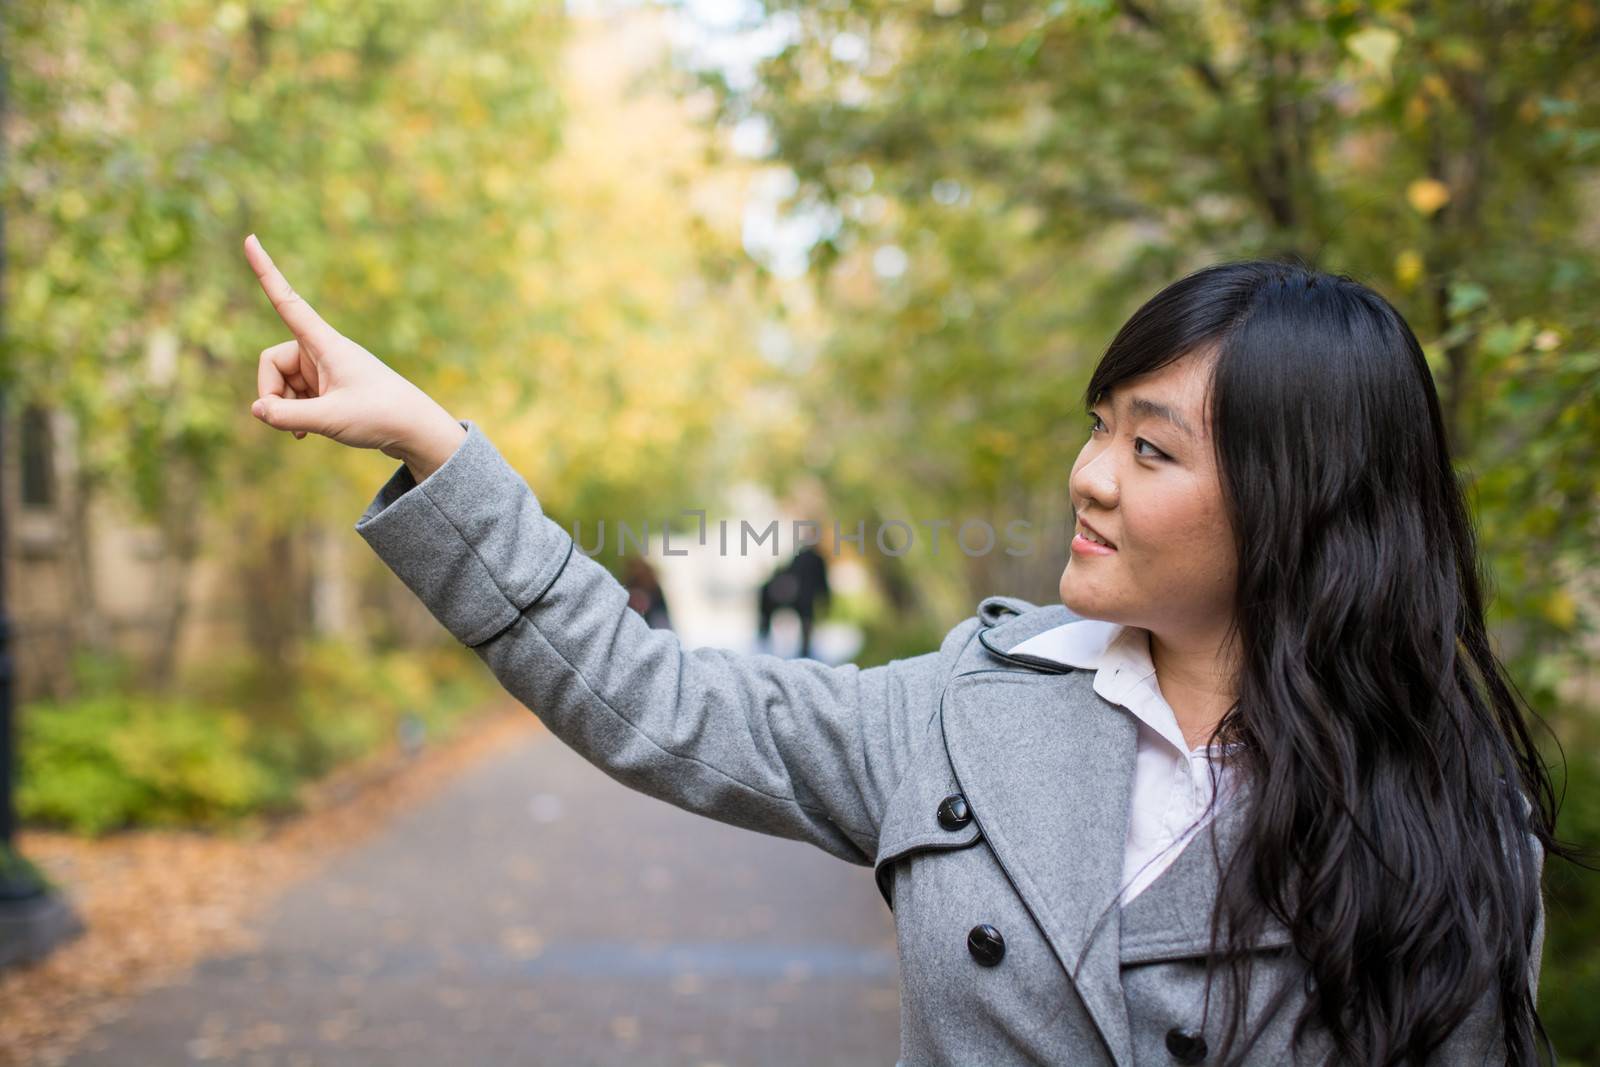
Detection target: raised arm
<box><xmin>353</xmin><ymin>420</ymin><xmax>976</xmax><ymax>863</ymax></box>
<box><xmin>240</xmin><ymin>233</ymin><xmax>978</xmax><ymax>865</ymax></box>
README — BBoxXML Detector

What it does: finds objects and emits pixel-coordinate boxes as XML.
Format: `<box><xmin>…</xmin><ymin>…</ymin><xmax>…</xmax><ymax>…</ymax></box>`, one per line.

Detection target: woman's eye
<box><xmin>1134</xmin><ymin>438</ymin><xmax>1167</xmax><ymax>460</ymax></box>
<box><xmin>1086</xmin><ymin>413</ymin><xmax>1165</xmax><ymax>459</ymax></box>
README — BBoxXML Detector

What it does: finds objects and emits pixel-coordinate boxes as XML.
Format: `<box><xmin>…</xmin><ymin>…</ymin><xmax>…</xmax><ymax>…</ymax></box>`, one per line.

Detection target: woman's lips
<box><xmin>1071</xmin><ymin>532</ymin><xmax>1117</xmax><ymax>556</ymax></box>
<box><xmin>1075</xmin><ymin>517</ymin><xmax>1117</xmax><ymax>551</ymax></box>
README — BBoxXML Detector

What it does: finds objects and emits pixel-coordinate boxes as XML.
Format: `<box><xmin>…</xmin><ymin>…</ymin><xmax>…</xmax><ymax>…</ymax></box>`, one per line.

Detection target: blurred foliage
<box><xmin>1546</xmin><ymin>739</ymin><xmax>1600</xmax><ymax>1055</ymax></box>
<box><xmin>852</xmin><ymin>617</ymin><xmax>952</xmax><ymax>673</ymax></box>
<box><xmin>0</xmin><ymin>0</ymin><xmax>785</xmax><ymax>672</ymax></box>
<box><xmin>473</xmin><ymin>12</ymin><xmax>788</xmax><ymax>541</ymax></box>
<box><xmin>18</xmin><ymin>690</ymin><xmax>286</xmax><ymax>835</ymax></box>
<box><xmin>17</xmin><ymin>637</ymin><xmax>495</xmax><ymax>836</ymax></box>
<box><xmin>685</xmin><ymin>0</ymin><xmax>1600</xmax><ymax>1053</ymax></box>
<box><xmin>2</xmin><ymin>0</ymin><xmax>569</xmax><ymax>523</ymax></box>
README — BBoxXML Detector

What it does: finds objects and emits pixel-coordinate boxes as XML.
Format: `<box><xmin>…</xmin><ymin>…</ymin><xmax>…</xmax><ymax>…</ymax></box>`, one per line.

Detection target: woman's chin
<box><xmin>1059</xmin><ymin>577</ymin><xmax>1124</xmax><ymax>624</ymax></box>
<box><xmin>1058</xmin><ymin>582</ymin><xmax>1099</xmax><ymax>618</ymax></box>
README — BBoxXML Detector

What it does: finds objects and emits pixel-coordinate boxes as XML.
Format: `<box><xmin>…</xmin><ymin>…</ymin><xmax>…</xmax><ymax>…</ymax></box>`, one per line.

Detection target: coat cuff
<box><xmin>353</xmin><ymin>419</ymin><xmax>576</xmax><ymax>647</ymax></box>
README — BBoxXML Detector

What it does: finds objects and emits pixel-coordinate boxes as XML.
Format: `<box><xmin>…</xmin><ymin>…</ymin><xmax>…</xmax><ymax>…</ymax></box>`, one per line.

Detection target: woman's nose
<box><xmin>1069</xmin><ymin>450</ymin><xmax>1118</xmax><ymax>511</ymax></box>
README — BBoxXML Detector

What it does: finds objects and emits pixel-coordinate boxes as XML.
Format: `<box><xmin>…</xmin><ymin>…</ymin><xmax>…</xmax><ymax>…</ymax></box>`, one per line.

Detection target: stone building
<box><xmin>1</xmin><ymin>402</ymin><xmax>437</xmax><ymax>705</ymax></box>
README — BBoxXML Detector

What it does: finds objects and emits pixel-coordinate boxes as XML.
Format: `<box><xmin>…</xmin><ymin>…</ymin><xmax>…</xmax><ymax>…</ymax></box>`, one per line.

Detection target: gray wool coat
<box><xmin>354</xmin><ymin>419</ymin><xmax>1544</xmax><ymax>1066</ymax></box>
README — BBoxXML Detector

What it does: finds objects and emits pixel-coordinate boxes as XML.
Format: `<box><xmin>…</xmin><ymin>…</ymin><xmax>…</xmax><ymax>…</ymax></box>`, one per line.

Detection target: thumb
<box><xmin>251</xmin><ymin>393</ymin><xmax>339</xmax><ymax>436</ymax></box>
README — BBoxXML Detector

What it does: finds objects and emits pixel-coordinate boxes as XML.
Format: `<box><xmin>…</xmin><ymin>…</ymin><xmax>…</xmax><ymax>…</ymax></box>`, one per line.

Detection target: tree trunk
<box><xmin>63</xmin><ymin>452</ymin><xmax>110</xmax><ymax>697</ymax></box>
<box><xmin>146</xmin><ymin>468</ymin><xmax>204</xmax><ymax>693</ymax></box>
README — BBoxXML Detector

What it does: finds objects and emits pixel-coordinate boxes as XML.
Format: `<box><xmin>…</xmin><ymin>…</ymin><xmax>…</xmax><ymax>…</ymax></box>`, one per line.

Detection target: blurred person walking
<box><xmin>756</xmin><ymin>544</ymin><xmax>830</xmax><ymax>659</ymax></box>
<box><xmin>622</xmin><ymin>555</ymin><xmax>673</xmax><ymax>631</ymax></box>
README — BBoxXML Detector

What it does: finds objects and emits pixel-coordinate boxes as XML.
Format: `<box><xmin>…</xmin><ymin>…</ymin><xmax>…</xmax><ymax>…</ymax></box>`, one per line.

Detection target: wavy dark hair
<box><xmin>1085</xmin><ymin>259</ymin><xmax>1570</xmax><ymax>1065</ymax></box>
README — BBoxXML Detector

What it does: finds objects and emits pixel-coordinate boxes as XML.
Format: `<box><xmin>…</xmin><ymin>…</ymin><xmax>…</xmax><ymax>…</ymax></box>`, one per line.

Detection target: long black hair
<box><xmin>1085</xmin><ymin>259</ymin><xmax>1569</xmax><ymax>1065</ymax></box>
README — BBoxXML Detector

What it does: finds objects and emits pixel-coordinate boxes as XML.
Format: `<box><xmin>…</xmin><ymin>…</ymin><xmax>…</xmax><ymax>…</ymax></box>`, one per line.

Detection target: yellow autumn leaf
<box><xmin>435</xmin><ymin>365</ymin><xmax>467</xmax><ymax>393</ymax></box>
<box><xmin>1346</xmin><ymin>27</ymin><xmax>1401</xmax><ymax>77</ymax></box>
<box><xmin>1542</xmin><ymin>590</ymin><xmax>1577</xmax><ymax>630</ymax></box>
<box><xmin>213</xmin><ymin>2</ymin><xmax>247</xmax><ymax>32</ymax></box>
<box><xmin>1394</xmin><ymin>249</ymin><xmax>1424</xmax><ymax>288</ymax></box>
<box><xmin>58</xmin><ymin>189</ymin><xmax>89</xmax><ymax>222</ymax></box>
<box><xmin>1407</xmin><ymin>178</ymin><xmax>1451</xmax><ymax>215</ymax></box>
<box><xmin>368</xmin><ymin>260</ymin><xmax>399</xmax><ymax>298</ymax></box>
<box><xmin>483</xmin><ymin>166</ymin><xmax>515</xmax><ymax>202</ymax></box>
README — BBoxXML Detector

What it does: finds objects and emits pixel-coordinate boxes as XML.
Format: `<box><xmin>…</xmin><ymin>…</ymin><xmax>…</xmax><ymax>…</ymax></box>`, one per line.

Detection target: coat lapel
<box><xmin>1118</xmin><ymin>776</ymin><xmax>1293</xmax><ymax>963</ymax></box>
<box><xmin>941</xmin><ymin>611</ymin><xmax>1139</xmax><ymax>1067</ymax></box>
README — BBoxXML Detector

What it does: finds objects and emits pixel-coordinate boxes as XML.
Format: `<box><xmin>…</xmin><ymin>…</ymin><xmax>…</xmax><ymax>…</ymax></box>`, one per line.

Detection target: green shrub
<box><xmin>17</xmin><ymin>692</ymin><xmax>288</xmax><ymax>835</ymax></box>
<box><xmin>17</xmin><ymin>637</ymin><xmax>496</xmax><ymax>836</ymax></box>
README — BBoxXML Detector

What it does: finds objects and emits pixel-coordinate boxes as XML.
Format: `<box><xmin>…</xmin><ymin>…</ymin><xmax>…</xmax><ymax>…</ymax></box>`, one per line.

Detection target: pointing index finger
<box><xmin>244</xmin><ymin>234</ymin><xmax>338</xmax><ymax>346</ymax></box>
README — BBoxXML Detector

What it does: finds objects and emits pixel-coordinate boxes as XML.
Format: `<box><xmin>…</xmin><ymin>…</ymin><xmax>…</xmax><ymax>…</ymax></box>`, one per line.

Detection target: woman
<box><xmin>244</xmin><ymin>236</ymin><xmax>1562</xmax><ymax>1065</ymax></box>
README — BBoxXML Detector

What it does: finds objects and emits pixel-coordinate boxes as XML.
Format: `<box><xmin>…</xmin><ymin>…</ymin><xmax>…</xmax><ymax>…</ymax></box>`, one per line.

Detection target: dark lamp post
<box><xmin>0</xmin><ymin>379</ymin><xmax>47</xmax><ymax>902</ymax></box>
<box><xmin>0</xmin><ymin>33</ymin><xmax>83</xmax><ymax>966</ymax></box>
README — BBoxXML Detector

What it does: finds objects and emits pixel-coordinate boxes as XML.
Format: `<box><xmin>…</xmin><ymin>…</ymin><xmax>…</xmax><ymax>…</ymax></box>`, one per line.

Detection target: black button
<box><xmin>966</xmin><ymin>923</ymin><xmax>1005</xmax><ymax>967</ymax></box>
<box><xmin>1165</xmin><ymin>1026</ymin><xmax>1207</xmax><ymax>1064</ymax></box>
<box><xmin>936</xmin><ymin>794</ymin><xmax>971</xmax><ymax>831</ymax></box>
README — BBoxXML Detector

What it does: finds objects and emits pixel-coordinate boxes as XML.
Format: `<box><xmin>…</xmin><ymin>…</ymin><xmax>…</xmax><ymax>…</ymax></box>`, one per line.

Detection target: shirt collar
<box><xmin>1010</xmin><ymin>617</ymin><xmax>1143</xmax><ymax>674</ymax></box>
<box><xmin>1010</xmin><ymin>618</ymin><xmax>1227</xmax><ymax>760</ymax></box>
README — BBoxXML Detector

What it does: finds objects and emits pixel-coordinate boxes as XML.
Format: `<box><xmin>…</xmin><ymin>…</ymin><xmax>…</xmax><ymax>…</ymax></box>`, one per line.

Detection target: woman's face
<box><xmin>1059</xmin><ymin>350</ymin><xmax>1237</xmax><ymax>637</ymax></box>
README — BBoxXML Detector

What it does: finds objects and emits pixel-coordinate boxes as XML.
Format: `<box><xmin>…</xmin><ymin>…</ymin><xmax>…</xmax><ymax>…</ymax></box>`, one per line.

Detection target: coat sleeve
<box><xmin>353</xmin><ymin>419</ymin><xmax>982</xmax><ymax>867</ymax></box>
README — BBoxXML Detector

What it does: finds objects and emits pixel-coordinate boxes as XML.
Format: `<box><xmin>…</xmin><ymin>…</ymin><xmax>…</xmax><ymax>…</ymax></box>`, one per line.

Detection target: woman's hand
<box><xmin>243</xmin><ymin>233</ymin><xmax>467</xmax><ymax>481</ymax></box>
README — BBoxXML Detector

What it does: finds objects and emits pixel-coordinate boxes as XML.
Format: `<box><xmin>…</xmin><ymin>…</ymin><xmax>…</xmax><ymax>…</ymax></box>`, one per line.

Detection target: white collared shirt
<box><xmin>1009</xmin><ymin>618</ymin><xmax>1236</xmax><ymax>906</ymax></box>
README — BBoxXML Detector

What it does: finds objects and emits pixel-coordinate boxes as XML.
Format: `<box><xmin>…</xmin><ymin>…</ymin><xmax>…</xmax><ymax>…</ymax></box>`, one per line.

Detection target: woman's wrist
<box><xmin>400</xmin><ymin>409</ymin><xmax>468</xmax><ymax>484</ymax></box>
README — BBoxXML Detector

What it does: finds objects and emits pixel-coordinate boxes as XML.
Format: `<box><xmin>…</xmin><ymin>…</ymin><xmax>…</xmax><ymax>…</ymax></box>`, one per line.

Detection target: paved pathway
<box><xmin>61</xmin><ymin>721</ymin><xmax>901</xmax><ymax>1066</ymax></box>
